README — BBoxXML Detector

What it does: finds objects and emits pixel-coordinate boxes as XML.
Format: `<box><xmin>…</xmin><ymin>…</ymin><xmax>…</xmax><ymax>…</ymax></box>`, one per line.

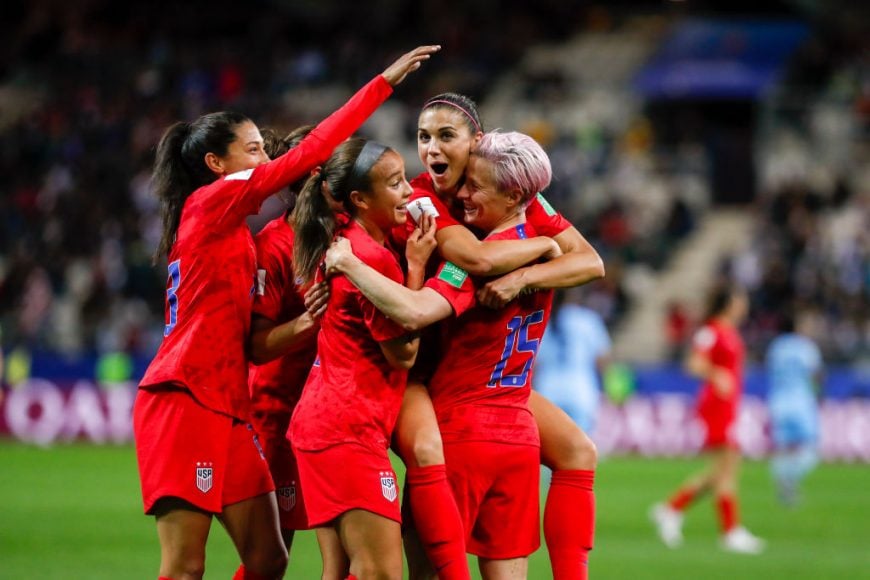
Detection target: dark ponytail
<box><xmin>151</xmin><ymin>111</ymin><xmax>250</xmax><ymax>262</ymax></box>
<box><xmin>292</xmin><ymin>138</ymin><xmax>390</xmax><ymax>283</ymax></box>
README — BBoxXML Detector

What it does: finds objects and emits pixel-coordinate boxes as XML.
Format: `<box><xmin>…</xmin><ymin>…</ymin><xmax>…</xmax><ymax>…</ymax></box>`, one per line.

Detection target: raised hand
<box><xmin>381</xmin><ymin>45</ymin><xmax>441</xmax><ymax>87</ymax></box>
<box><xmin>405</xmin><ymin>213</ymin><xmax>438</xmax><ymax>270</ymax></box>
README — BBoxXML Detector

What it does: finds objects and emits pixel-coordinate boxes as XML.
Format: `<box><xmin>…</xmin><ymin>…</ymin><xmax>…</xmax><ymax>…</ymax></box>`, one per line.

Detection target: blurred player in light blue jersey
<box><xmin>766</xmin><ymin>310</ymin><xmax>824</xmax><ymax>506</ymax></box>
<box><xmin>534</xmin><ymin>288</ymin><xmax>612</xmax><ymax>436</ymax></box>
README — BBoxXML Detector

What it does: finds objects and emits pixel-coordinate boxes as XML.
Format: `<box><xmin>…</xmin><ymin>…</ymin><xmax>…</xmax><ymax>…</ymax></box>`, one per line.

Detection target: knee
<box><xmin>411</xmin><ymin>433</ymin><xmax>445</xmax><ymax>467</ymax></box>
<box><xmin>352</xmin><ymin>560</ymin><xmax>402</xmax><ymax>580</ymax></box>
<box><xmin>574</xmin><ymin>435</ymin><xmax>598</xmax><ymax>471</ymax></box>
<box><xmin>582</xmin><ymin>437</ymin><xmax>599</xmax><ymax>470</ymax></box>
<box><xmin>164</xmin><ymin>557</ymin><xmax>206</xmax><ymax>580</ymax></box>
<box><xmin>547</xmin><ymin>430</ymin><xmax>598</xmax><ymax>471</ymax></box>
<box><xmin>243</xmin><ymin>546</ymin><xmax>288</xmax><ymax>579</ymax></box>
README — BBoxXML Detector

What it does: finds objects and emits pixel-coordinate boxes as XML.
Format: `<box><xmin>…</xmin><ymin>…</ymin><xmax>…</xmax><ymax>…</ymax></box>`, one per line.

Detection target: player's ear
<box><xmin>204</xmin><ymin>152</ymin><xmax>224</xmax><ymax>175</ymax></box>
<box><xmin>505</xmin><ymin>187</ymin><xmax>523</xmax><ymax>208</ymax></box>
<box><xmin>349</xmin><ymin>190</ymin><xmax>369</xmax><ymax>211</ymax></box>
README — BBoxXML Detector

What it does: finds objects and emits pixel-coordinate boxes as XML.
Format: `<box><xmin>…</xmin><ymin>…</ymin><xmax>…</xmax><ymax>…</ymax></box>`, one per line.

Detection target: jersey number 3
<box><xmin>488</xmin><ymin>310</ymin><xmax>545</xmax><ymax>388</ymax></box>
<box><xmin>164</xmin><ymin>259</ymin><xmax>181</xmax><ymax>337</ymax></box>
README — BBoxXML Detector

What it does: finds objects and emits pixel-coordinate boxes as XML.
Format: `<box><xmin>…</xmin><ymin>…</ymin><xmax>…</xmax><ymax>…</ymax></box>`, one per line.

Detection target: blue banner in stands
<box><xmin>633</xmin><ymin>19</ymin><xmax>810</xmax><ymax>99</ymax></box>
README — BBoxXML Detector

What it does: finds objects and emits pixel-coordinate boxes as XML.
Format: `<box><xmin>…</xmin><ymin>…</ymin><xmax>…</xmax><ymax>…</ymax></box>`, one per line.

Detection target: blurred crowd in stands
<box><xmin>0</xmin><ymin>0</ymin><xmax>866</xmax><ymax>365</ymax></box>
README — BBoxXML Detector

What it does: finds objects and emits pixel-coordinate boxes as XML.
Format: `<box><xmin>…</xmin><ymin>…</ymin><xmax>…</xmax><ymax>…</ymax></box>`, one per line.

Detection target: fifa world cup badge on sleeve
<box><xmin>196</xmin><ymin>462</ymin><xmax>214</xmax><ymax>493</ymax></box>
<box><xmin>380</xmin><ymin>471</ymin><xmax>398</xmax><ymax>502</ymax></box>
<box><xmin>407</xmin><ymin>197</ymin><xmax>440</xmax><ymax>224</ymax></box>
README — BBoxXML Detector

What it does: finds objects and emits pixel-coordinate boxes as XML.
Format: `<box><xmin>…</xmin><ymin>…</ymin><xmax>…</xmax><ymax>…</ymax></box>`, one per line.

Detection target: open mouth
<box><xmin>430</xmin><ymin>163</ymin><xmax>448</xmax><ymax>176</ymax></box>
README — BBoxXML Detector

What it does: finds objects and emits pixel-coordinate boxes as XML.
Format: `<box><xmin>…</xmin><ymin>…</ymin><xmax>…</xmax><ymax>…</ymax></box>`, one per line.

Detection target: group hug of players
<box><xmin>133</xmin><ymin>45</ymin><xmax>606</xmax><ymax>580</ymax></box>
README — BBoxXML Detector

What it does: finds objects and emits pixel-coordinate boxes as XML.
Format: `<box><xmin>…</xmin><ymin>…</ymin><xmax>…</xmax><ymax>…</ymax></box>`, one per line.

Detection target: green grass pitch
<box><xmin>1</xmin><ymin>441</ymin><xmax>868</xmax><ymax>579</ymax></box>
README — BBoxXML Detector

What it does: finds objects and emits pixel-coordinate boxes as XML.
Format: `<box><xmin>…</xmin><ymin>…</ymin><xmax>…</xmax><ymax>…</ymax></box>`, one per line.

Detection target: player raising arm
<box><xmin>132</xmin><ymin>45</ymin><xmax>438</xmax><ymax>580</ymax></box>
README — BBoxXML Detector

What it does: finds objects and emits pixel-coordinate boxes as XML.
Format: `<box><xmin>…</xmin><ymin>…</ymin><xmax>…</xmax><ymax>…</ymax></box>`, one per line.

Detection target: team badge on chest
<box><xmin>277</xmin><ymin>483</ymin><xmax>297</xmax><ymax>512</ymax></box>
<box><xmin>379</xmin><ymin>471</ymin><xmax>397</xmax><ymax>502</ymax></box>
<box><xmin>196</xmin><ymin>462</ymin><xmax>214</xmax><ymax>493</ymax></box>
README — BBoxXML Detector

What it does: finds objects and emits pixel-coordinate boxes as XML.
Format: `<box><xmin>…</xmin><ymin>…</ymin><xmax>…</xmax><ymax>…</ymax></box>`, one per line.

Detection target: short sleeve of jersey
<box><xmin>526</xmin><ymin>193</ymin><xmax>572</xmax><ymax>237</ymax></box>
<box><xmin>692</xmin><ymin>325</ymin><xmax>717</xmax><ymax>355</ymax></box>
<box><xmin>424</xmin><ymin>261</ymin><xmax>476</xmax><ymax>317</ymax></box>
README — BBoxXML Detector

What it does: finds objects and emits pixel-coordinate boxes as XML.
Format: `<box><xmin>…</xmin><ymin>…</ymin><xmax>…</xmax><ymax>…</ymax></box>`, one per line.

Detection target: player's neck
<box><xmin>487</xmin><ymin>210</ymin><xmax>526</xmax><ymax>235</ymax></box>
<box><xmin>353</xmin><ymin>215</ymin><xmax>386</xmax><ymax>245</ymax></box>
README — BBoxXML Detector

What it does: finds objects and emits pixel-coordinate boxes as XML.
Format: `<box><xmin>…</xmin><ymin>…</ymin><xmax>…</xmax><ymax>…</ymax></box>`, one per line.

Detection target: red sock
<box><xmin>232</xmin><ymin>565</ymin><xmax>270</xmax><ymax>580</ymax></box>
<box><xmin>158</xmin><ymin>577</ymin><xmax>173</xmax><ymax>580</ymax></box>
<box><xmin>668</xmin><ymin>487</ymin><xmax>698</xmax><ymax>511</ymax></box>
<box><xmin>544</xmin><ymin>469</ymin><xmax>595</xmax><ymax>580</ymax></box>
<box><xmin>407</xmin><ymin>465</ymin><xmax>470</xmax><ymax>580</ymax></box>
<box><xmin>346</xmin><ymin>576</ymin><xmax>358</xmax><ymax>580</ymax></box>
<box><xmin>716</xmin><ymin>494</ymin><xmax>738</xmax><ymax>532</ymax></box>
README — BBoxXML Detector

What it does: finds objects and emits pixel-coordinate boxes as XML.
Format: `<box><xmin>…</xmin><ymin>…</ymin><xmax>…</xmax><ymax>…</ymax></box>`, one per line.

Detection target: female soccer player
<box><xmin>650</xmin><ymin>283</ymin><xmax>766</xmax><ymax>554</ymax></box>
<box><xmin>396</xmin><ymin>94</ymin><xmax>604</xmax><ymax>579</ymax></box>
<box><xmin>766</xmin><ymin>310</ymin><xmax>823</xmax><ymax>506</ymax></box>
<box><xmin>326</xmin><ymin>130</ymin><xmax>561</xmax><ymax>579</ymax></box>
<box><xmin>289</xmin><ymin>137</ymin><xmax>438</xmax><ymax>580</ymax></box>
<box><xmin>132</xmin><ymin>45</ymin><xmax>439</xmax><ymax>580</ymax></box>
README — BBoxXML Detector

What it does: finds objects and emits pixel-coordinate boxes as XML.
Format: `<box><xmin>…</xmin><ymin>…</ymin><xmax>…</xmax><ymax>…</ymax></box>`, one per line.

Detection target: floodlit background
<box><xmin>0</xmin><ymin>0</ymin><xmax>868</xmax><ymax>578</ymax></box>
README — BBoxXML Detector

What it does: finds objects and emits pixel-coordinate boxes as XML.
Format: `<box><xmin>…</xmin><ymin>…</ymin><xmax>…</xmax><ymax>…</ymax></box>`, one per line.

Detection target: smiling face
<box><xmin>211</xmin><ymin>120</ymin><xmax>270</xmax><ymax>175</ymax></box>
<box><xmin>417</xmin><ymin>107</ymin><xmax>481</xmax><ymax>198</ymax></box>
<box><xmin>356</xmin><ymin>150</ymin><xmax>413</xmax><ymax>232</ymax></box>
<box><xmin>456</xmin><ymin>154</ymin><xmax>520</xmax><ymax>233</ymax></box>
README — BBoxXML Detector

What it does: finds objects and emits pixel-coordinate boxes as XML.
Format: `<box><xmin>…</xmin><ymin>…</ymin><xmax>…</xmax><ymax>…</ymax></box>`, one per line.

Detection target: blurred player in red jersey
<box><xmin>651</xmin><ymin>283</ymin><xmax>766</xmax><ymax>554</ymax></box>
<box><xmin>245</xmin><ymin>125</ymin><xmax>326</xmax><ymax>553</ymax></box>
<box><xmin>388</xmin><ymin>94</ymin><xmax>604</xmax><ymax>579</ymax></box>
<box><xmin>327</xmin><ymin>130</ymin><xmax>592</xmax><ymax>579</ymax></box>
<box><xmin>289</xmin><ymin>137</ymin><xmax>437</xmax><ymax>580</ymax></box>
<box><xmin>132</xmin><ymin>45</ymin><xmax>439</xmax><ymax>580</ymax></box>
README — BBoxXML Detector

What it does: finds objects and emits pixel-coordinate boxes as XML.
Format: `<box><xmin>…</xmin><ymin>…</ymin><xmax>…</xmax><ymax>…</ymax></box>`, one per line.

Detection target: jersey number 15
<box><xmin>488</xmin><ymin>310</ymin><xmax>545</xmax><ymax>388</ymax></box>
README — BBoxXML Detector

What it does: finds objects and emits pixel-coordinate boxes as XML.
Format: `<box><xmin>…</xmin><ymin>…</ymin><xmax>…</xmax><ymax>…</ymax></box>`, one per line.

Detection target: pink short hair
<box><xmin>472</xmin><ymin>131</ymin><xmax>552</xmax><ymax>205</ymax></box>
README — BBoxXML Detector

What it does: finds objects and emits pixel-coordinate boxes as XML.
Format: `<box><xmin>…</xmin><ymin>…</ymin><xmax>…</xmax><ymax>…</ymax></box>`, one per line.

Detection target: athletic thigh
<box><xmin>530</xmin><ymin>390</ymin><xmax>596</xmax><ymax>470</ymax></box>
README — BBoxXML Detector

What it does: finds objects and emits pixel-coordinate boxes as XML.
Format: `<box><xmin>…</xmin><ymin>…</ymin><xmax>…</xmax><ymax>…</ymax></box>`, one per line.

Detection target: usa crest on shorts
<box><xmin>379</xmin><ymin>471</ymin><xmax>397</xmax><ymax>502</ymax></box>
<box><xmin>196</xmin><ymin>462</ymin><xmax>214</xmax><ymax>493</ymax></box>
<box><xmin>277</xmin><ymin>483</ymin><xmax>296</xmax><ymax>512</ymax></box>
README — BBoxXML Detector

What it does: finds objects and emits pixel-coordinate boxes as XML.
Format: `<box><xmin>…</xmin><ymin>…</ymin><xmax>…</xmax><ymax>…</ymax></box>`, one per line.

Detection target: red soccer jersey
<box><xmin>427</xmin><ymin>223</ymin><xmax>553</xmax><ymax>447</ymax></box>
<box><xmin>692</xmin><ymin>320</ymin><xmax>745</xmax><ymax>409</ymax></box>
<box><xmin>289</xmin><ymin>220</ymin><xmax>409</xmax><ymax>452</ymax></box>
<box><xmin>247</xmin><ymin>216</ymin><xmax>317</xmax><ymax>426</ymax></box>
<box><xmin>140</xmin><ymin>74</ymin><xmax>393</xmax><ymax>421</ymax></box>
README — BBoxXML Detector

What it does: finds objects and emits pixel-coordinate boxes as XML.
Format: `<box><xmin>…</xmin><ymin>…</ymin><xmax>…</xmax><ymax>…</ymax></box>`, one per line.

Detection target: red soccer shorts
<box><xmin>444</xmin><ymin>440</ymin><xmax>540</xmax><ymax>559</ymax></box>
<box><xmin>259</xmin><ymin>428</ymin><xmax>309</xmax><ymax>530</ymax></box>
<box><xmin>133</xmin><ymin>387</ymin><xmax>274</xmax><ymax>514</ymax></box>
<box><xmin>698</xmin><ymin>398</ymin><xmax>738</xmax><ymax>449</ymax></box>
<box><xmin>292</xmin><ymin>443</ymin><xmax>401</xmax><ymax>528</ymax></box>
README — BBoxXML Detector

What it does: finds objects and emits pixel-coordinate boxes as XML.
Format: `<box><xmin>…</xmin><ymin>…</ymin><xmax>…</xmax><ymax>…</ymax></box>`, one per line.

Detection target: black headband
<box><xmin>347</xmin><ymin>141</ymin><xmax>389</xmax><ymax>193</ymax></box>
